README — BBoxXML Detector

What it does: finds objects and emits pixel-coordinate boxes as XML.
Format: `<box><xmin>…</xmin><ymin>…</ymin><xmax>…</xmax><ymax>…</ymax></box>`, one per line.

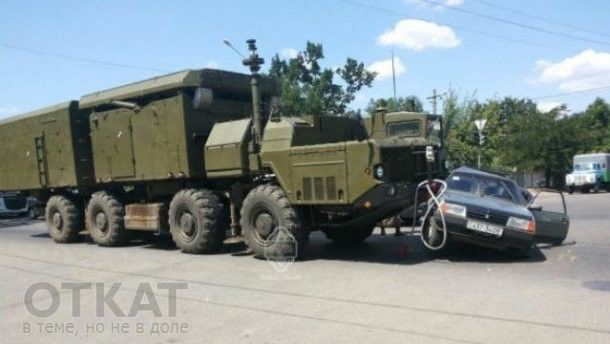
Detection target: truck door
<box><xmin>528</xmin><ymin>189</ymin><xmax>569</xmax><ymax>245</ymax></box>
<box><xmin>90</xmin><ymin>109</ymin><xmax>136</xmax><ymax>180</ymax></box>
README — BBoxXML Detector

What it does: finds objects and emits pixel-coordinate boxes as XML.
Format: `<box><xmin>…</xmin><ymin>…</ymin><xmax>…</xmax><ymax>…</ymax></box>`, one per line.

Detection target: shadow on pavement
<box><xmin>303</xmin><ymin>230</ymin><xmax>547</xmax><ymax>265</ymax></box>
<box><xmin>22</xmin><ymin>222</ymin><xmax>548</xmax><ymax>265</ymax></box>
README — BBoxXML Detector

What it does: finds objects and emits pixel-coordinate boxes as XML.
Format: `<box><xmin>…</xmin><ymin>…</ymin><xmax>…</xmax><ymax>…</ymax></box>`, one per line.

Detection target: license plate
<box><xmin>466</xmin><ymin>220</ymin><xmax>503</xmax><ymax>237</ymax></box>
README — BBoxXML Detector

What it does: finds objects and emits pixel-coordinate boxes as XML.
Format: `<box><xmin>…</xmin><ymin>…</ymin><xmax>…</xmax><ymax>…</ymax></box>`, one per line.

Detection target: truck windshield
<box><xmin>427</xmin><ymin>118</ymin><xmax>442</xmax><ymax>146</ymax></box>
<box><xmin>386</xmin><ymin>120</ymin><xmax>420</xmax><ymax>137</ymax></box>
<box><xmin>574</xmin><ymin>163</ymin><xmax>597</xmax><ymax>171</ymax></box>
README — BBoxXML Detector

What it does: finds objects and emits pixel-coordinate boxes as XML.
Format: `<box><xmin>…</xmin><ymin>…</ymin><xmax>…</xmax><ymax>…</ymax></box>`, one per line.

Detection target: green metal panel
<box><xmin>90</xmin><ymin>108</ymin><xmax>136</xmax><ymax>180</ymax></box>
<box><xmin>204</xmin><ymin>118</ymin><xmax>251</xmax><ymax>175</ymax></box>
<box><xmin>0</xmin><ymin>101</ymin><xmax>92</xmax><ymax>191</ymax></box>
<box><xmin>290</xmin><ymin>143</ymin><xmax>348</xmax><ymax>204</ymax></box>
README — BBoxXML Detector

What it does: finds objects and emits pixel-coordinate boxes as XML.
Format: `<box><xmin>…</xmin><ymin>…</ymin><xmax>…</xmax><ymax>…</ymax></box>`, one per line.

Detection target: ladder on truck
<box><xmin>34</xmin><ymin>135</ymin><xmax>49</xmax><ymax>187</ymax></box>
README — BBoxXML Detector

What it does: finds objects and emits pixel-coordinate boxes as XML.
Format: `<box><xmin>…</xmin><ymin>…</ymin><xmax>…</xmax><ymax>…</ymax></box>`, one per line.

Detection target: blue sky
<box><xmin>1</xmin><ymin>0</ymin><xmax>609</xmax><ymax>118</ymax></box>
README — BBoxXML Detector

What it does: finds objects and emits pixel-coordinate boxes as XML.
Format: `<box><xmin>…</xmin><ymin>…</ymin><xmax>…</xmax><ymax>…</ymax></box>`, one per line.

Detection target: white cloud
<box><xmin>533</xmin><ymin>49</ymin><xmax>610</xmax><ymax>91</ymax></box>
<box><xmin>377</xmin><ymin>19</ymin><xmax>461</xmax><ymax>51</ymax></box>
<box><xmin>205</xmin><ymin>60</ymin><xmax>219</xmax><ymax>68</ymax></box>
<box><xmin>537</xmin><ymin>101</ymin><xmax>563</xmax><ymax>113</ymax></box>
<box><xmin>280</xmin><ymin>48</ymin><xmax>298</xmax><ymax>59</ymax></box>
<box><xmin>368</xmin><ymin>57</ymin><xmax>406</xmax><ymax>79</ymax></box>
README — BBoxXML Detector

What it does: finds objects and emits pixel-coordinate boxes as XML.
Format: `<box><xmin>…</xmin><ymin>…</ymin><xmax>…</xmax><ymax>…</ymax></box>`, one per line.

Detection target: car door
<box><xmin>528</xmin><ymin>188</ymin><xmax>569</xmax><ymax>245</ymax></box>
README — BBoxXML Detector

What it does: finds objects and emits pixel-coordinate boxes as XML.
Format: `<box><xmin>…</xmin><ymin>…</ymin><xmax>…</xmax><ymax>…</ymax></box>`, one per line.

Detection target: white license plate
<box><xmin>466</xmin><ymin>220</ymin><xmax>503</xmax><ymax>237</ymax></box>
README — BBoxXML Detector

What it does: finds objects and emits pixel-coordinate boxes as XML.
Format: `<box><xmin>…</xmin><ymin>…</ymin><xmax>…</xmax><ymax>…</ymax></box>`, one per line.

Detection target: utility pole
<box><xmin>391</xmin><ymin>49</ymin><xmax>397</xmax><ymax>101</ymax></box>
<box><xmin>427</xmin><ymin>89</ymin><xmax>444</xmax><ymax>115</ymax></box>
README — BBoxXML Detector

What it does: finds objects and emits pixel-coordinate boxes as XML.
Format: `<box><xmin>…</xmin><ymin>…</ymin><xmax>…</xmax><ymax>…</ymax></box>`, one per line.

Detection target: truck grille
<box><xmin>467</xmin><ymin>209</ymin><xmax>508</xmax><ymax>226</ymax></box>
<box><xmin>3</xmin><ymin>197</ymin><xmax>27</xmax><ymax>210</ymax></box>
<box><xmin>380</xmin><ymin>146</ymin><xmax>441</xmax><ymax>183</ymax></box>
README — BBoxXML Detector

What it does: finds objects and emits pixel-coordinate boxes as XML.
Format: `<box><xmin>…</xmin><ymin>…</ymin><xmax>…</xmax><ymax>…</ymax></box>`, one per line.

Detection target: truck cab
<box><xmin>565</xmin><ymin>153</ymin><xmax>610</xmax><ymax>193</ymax></box>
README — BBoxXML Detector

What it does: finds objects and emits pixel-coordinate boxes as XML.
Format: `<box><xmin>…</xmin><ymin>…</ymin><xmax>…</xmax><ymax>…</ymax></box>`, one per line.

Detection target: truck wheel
<box><xmin>86</xmin><ymin>192</ymin><xmax>129</xmax><ymax>246</ymax></box>
<box><xmin>169</xmin><ymin>189</ymin><xmax>226</xmax><ymax>254</ymax></box>
<box><xmin>567</xmin><ymin>186</ymin><xmax>574</xmax><ymax>194</ymax></box>
<box><xmin>240</xmin><ymin>185</ymin><xmax>308</xmax><ymax>260</ymax></box>
<box><xmin>45</xmin><ymin>195</ymin><xmax>83</xmax><ymax>243</ymax></box>
<box><xmin>323</xmin><ymin>226</ymin><xmax>375</xmax><ymax>245</ymax></box>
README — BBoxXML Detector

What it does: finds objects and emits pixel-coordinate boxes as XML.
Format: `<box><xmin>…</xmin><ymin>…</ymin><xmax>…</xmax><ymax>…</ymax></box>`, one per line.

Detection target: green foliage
<box><xmin>444</xmin><ymin>91</ymin><xmax>610</xmax><ymax>183</ymax></box>
<box><xmin>269</xmin><ymin>41</ymin><xmax>376</xmax><ymax>116</ymax></box>
<box><xmin>441</xmin><ymin>92</ymin><xmax>610</xmax><ymax>186</ymax></box>
<box><xmin>365</xmin><ymin>96</ymin><xmax>424</xmax><ymax>114</ymax></box>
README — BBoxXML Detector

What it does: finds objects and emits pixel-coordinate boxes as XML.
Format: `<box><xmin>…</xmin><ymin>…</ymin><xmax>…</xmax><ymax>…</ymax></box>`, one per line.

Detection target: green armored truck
<box><xmin>0</xmin><ymin>41</ymin><xmax>444</xmax><ymax>259</ymax></box>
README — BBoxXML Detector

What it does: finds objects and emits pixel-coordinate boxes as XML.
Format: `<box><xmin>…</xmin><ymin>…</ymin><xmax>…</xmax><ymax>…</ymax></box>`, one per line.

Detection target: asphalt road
<box><xmin>1</xmin><ymin>191</ymin><xmax>609</xmax><ymax>343</ymax></box>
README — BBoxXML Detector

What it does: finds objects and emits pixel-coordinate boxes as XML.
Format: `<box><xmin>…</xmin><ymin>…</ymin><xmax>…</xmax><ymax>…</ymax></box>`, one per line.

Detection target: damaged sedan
<box><xmin>424</xmin><ymin>167</ymin><xmax>569</xmax><ymax>256</ymax></box>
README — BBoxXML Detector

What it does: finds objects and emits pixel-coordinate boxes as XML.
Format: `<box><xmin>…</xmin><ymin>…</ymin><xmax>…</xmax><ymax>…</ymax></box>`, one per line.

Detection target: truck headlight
<box><xmin>374</xmin><ymin>165</ymin><xmax>384</xmax><ymax>179</ymax></box>
<box><xmin>426</xmin><ymin>146</ymin><xmax>435</xmax><ymax>162</ymax></box>
<box><xmin>565</xmin><ymin>174</ymin><xmax>573</xmax><ymax>184</ymax></box>
<box><xmin>440</xmin><ymin>201</ymin><xmax>466</xmax><ymax>218</ymax></box>
<box><xmin>507</xmin><ymin>216</ymin><xmax>535</xmax><ymax>234</ymax></box>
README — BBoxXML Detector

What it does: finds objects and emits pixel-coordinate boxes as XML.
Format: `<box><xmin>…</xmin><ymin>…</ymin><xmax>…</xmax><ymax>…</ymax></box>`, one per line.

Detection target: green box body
<box><xmin>0</xmin><ymin>69</ymin><xmax>278</xmax><ymax>192</ymax></box>
<box><xmin>0</xmin><ymin>101</ymin><xmax>93</xmax><ymax>191</ymax></box>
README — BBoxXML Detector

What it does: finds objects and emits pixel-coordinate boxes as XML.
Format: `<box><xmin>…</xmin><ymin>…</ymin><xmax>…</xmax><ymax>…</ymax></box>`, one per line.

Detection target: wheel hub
<box><xmin>95</xmin><ymin>212</ymin><xmax>108</xmax><ymax>232</ymax></box>
<box><xmin>179</xmin><ymin>212</ymin><xmax>195</xmax><ymax>236</ymax></box>
<box><xmin>255</xmin><ymin>212</ymin><xmax>274</xmax><ymax>238</ymax></box>
<box><xmin>51</xmin><ymin>212</ymin><xmax>63</xmax><ymax>230</ymax></box>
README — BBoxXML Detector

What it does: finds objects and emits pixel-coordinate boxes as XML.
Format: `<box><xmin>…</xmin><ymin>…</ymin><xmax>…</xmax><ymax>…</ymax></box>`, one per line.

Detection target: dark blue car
<box><xmin>427</xmin><ymin>167</ymin><xmax>569</xmax><ymax>256</ymax></box>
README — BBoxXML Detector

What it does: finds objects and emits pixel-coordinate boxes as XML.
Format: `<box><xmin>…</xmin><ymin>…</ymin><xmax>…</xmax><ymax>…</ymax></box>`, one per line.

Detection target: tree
<box><xmin>365</xmin><ymin>96</ymin><xmax>424</xmax><ymax>114</ymax></box>
<box><xmin>268</xmin><ymin>41</ymin><xmax>376</xmax><ymax>116</ymax></box>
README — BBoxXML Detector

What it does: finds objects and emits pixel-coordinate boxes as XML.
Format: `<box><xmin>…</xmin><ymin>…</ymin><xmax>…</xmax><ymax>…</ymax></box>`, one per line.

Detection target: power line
<box><xmin>471</xmin><ymin>0</ymin><xmax>610</xmax><ymax>39</ymax></box>
<box><xmin>531</xmin><ymin>85</ymin><xmax>610</xmax><ymax>100</ymax></box>
<box><xmin>1</xmin><ymin>43</ymin><xmax>169</xmax><ymax>73</ymax></box>
<box><xmin>338</xmin><ymin>0</ymin><xmax>579</xmax><ymax>54</ymax></box>
<box><xmin>419</xmin><ymin>0</ymin><xmax>610</xmax><ymax>47</ymax></box>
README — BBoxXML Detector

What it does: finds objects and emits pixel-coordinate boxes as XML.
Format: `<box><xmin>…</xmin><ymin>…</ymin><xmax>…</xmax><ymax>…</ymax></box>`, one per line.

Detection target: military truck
<box><xmin>0</xmin><ymin>40</ymin><xmax>444</xmax><ymax>259</ymax></box>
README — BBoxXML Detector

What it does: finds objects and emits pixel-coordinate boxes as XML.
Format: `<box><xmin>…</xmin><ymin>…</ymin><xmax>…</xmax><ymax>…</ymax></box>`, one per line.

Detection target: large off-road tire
<box><xmin>323</xmin><ymin>225</ymin><xmax>375</xmax><ymax>245</ymax></box>
<box><xmin>567</xmin><ymin>186</ymin><xmax>574</xmax><ymax>195</ymax></box>
<box><xmin>240</xmin><ymin>184</ymin><xmax>309</xmax><ymax>260</ymax></box>
<box><xmin>169</xmin><ymin>189</ymin><xmax>226</xmax><ymax>254</ymax></box>
<box><xmin>45</xmin><ymin>195</ymin><xmax>84</xmax><ymax>243</ymax></box>
<box><xmin>86</xmin><ymin>192</ymin><xmax>129</xmax><ymax>246</ymax></box>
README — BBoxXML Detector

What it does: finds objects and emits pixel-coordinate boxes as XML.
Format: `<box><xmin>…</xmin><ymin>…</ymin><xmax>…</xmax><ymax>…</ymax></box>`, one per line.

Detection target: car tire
<box><xmin>86</xmin><ymin>191</ymin><xmax>129</xmax><ymax>246</ymax></box>
<box><xmin>45</xmin><ymin>195</ymin><xmax>84</xmax><ymax>243</ymax></box>
<box><xmin>169</xmin><ymin>189</ymin><xmax>227</xmax><ymax>254</ymax></box>
<box><xmin>28</xmin><ymin>208</ymin><xmax>37</xmax><ymax>220</ymax></box>
<box><xmin>323</xmin><ymin>226</ymin><xmax>375</xmax><ymax>245</ymax></box>
<box><xmin>241</xmin><ymin>184</ymin><xmax>308</xmax><ymax>260</ymax></box>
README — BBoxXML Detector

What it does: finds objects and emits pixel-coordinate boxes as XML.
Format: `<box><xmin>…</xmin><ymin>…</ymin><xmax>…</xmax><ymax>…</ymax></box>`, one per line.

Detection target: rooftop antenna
<box><xmin>391</xmin><ymin>49</ymin><xmax>397</xmax><ymax>101</ymax></box>
<box><xmin>222</xmin><ymin>39</ymin><xmax>265</xmax><ymax>148</ymax></box>
<box><xmin>222</xmin><ymin>39</ymin><xmax>246</xmax><ymax>59</ymax></box>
